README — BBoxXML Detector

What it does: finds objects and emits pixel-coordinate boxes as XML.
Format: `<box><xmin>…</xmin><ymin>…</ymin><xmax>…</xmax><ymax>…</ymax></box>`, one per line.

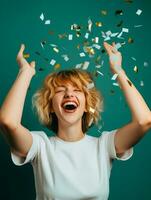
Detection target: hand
<box><xmin>103</xmin><ymin>41</ymin><xmax>122</xmax><ymax>73</ymax></box>
<box><xmin>16</xmin><ymin>44</ymin><xmax>36</xmax><ymax>76</ymax></box>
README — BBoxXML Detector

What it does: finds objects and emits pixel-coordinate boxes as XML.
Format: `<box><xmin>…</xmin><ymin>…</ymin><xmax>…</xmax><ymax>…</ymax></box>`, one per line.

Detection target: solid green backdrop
<box><xmin>0</xmin><ymin>0</ymin><xmax>151</xmax><ymax>199</ymax></box>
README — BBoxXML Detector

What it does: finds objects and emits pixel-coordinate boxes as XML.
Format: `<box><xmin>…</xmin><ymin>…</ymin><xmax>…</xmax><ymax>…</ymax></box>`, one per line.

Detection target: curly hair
<box><xmin>31</xmin><ymin>69</ymin><xmax>103</xmax><ymax>134</ymax></box>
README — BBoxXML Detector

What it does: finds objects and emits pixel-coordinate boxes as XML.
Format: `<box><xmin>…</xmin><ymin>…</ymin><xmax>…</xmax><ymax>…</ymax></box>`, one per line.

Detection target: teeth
<box><xmin>62</xmin><ymin>101</ymin><xmax>77</xmax><ymax>108</ymax></box>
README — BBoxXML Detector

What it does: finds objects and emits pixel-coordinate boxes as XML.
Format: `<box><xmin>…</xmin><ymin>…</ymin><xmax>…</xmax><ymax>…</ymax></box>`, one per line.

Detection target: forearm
<box><xmin>0</xmin><ymin>69</ymin><xmax>34</xmax><ymax>127</ymax></box>
<box><xmin>114</xmin><ymin>68</ymin><xmax>151</xmax><ymax>124</ymax></box>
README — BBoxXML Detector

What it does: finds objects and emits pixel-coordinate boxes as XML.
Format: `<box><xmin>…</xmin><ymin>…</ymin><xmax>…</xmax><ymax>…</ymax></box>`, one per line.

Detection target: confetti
<box><xmin>85</xmin><ymin>33</ymin><xmax>89</xmax><ymax>39</ymax></box>
<box><xmin>23</xmin><ymin>53</ymin><xmax>30</xmax><ymax>58</ymax></box>
<box><xmin>101</xmin><ymin>10</ymin><xmax>107</xmax><ymax>15</ymax></box>
<box><xmin>62</xmin><ymin>54</ymin><xmax>69</xmax><ymax>61</ymax></box>
<box><xmin>79</xmin><ymin>52</ymin><xmax>86</xmax><ymax>57</ymax></box>
<box><xmin>54</xmin><ymin>63</ymin><xmax>61</xmax><ymax>69</ymax></box>
<box><xmin>82</xmin><ymin>61</ymin><xmax>90</xmax><ymax>70</ymax></box>
<box><xmin>134</xmin><ymin>24</ymin><xmax>143</xmax><ymax>28</ymax></box>
<box><xmin>133</xmin><ymin>66</ymin><xmax>138</xmax><ymax>72</ymax></box>
<box><xmin>45</xmin><ymin>20</ymin><xmax>51</xmax><ymax>25</ymax></box>
<box><xmin>75</xmin><ymin>63</ymin><xmax>82</xmax><ymax>69</ymax></box>
<box><xmin>68</xmin><ymin>34</ymin><xmax>73</xmax><ymax>40</ymax></box>
<box><xmin>136</xmin><ymin>9</ymin><xmax>142</xmax><ymax>15</ymax></box>
<box><xmin>122</xmin><ymin>28</ymin><xmax>129</xmax><ymax>33</ymax></box>
<box><xmin>89</xmin><ymin>107</ymin><xmax>95</xmax><ymax>113</ymax></box>
<box><xmin>95</xmin><ymin>22</ymin><xmax>102</xmax><ymax>27</ymax></box>
<box><xmin>144</xmin><ymin>62</ymin><xmax>148</xmax><ymax>67</ymax></box>
<box><xmin>111</xmin><ymin>73</ymin><xmax>118</xmax><ymax>80</ymax></box>
<box><xmin>92</xmin><ymin>44</ymin><xmax>101</xmax><ymax>49</ymax></box>
<box><xmin>115</xmin><ymin>43</ymin><xmax>122</xmax><ymax>50</ymax></box>
<box><xmin>87</xmin><ymin>82</ymin><xmax>95</xmax><ymax>89</ymax></box>
<box><xmin>50</xmin><ymin>59</ymin><xmax>56</xmax><ymax>65</ymax></box>
<box><xmin>53</xmin><ymin>47</ymin><xmax>59</xmax><ymax>53</ymax></box>
<box><xmin>97</xmin><ymin>70</ymin><xmax>104</xmax><ymax>76</ymax></box>
<box><xmin>88</xmin><ymin>18</ymin><xmax>93</xmax><ymax>32</ymax></box>
<box><xmin>113</xmin><ymin>82</ymin><xmax>119</xmax><ymax>87</ymax></box>
<box><xmin>111</xmin><ymin>32</ymin><xmax>119</xmax><ymax>37</ymax></box>
<box><xmin>58</xmin><ymin>33</ymin><xmax>67</xmax><ymax>39</ymax></box>
<box><xmin>131</xmin><ymin>57</ymin><xmax>136</xmax><ymax>61</ymax></box>
<box><xmin>140</xmin><ymin>80</ymin><xmax>144</xmax><ymax>86</ymax></box>
<box><xmin>40</xmin><ymin>13</ymin><xmax>44</xmax><ymax>21</ymax></box>
<box><xmin>128</xmin><ymin>37</ymin><xmax>134</xmax><ymax>43</ymax></box>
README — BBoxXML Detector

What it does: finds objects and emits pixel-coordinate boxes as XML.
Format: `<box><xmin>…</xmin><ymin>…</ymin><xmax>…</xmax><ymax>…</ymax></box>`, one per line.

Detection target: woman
<box><xmin>0</xmin><ymin>42</ymin><xmax>151</xmax><ymax>200</ymax></box>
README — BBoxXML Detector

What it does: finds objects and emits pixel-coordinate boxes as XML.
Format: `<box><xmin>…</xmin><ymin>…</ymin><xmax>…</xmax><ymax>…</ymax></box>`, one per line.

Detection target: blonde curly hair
<box><xmin>31</xmin><ymin>69</ymin><xmax>103</xmax><ymax>134</ymax></box>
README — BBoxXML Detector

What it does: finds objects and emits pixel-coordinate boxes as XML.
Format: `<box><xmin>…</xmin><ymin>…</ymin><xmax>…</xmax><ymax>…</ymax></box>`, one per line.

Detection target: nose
<box><xmin>64</xmin><ymin>89</ymin><xmax>74</xmax><ymax>98</ymax></box>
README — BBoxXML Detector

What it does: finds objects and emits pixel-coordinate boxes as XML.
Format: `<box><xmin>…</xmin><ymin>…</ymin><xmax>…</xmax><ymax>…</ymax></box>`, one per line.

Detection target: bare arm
<box><xmin>0</xmin><ymin>44</ymin><xmax>36</xmax><ymax>157</ymax></box>
<box><xmin>104</xmin><ymin>42</ymin><xmax>151</xmax><ymax>156</ymax></box>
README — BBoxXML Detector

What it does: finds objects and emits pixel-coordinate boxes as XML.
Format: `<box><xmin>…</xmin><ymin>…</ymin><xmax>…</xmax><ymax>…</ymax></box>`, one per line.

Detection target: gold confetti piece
<box><xmin>76</xmin><ymin>44</ymin><xmax>80</xmax><ymax>50</ymax></box>
<box><xmin>127</xmin><ymin>79</ymin><xmax>132</xmax><ymax>86</ymax></box>
<box><xmin>89</xmin><ymin>107</ymin><xmax>95</xmax><ymax>113</ymax></box>
<box><xmin>23</xmin><ymin>53</ymin><xmax>30</xmax><ymax>58</ymax></box>
<box><xmin>128</xmin><ymin>37</ymin><xmax>134</xmax><ymax>43</ymax></box>
<box><xmin>58</xmin><ymin>33</ymin><xmax>67</xmax><ymax>39</ymax></box>
<box><xmin>101</xmin><ymin>10</ymin><xmax>107</xmax><ymax>15</ymax></box>
<box><xmin>53</xmin><ymin>47</ymin><xmax>59</xmax><ymax>53</ymax></box>
<box><xmin>76</xmin><ymin>31</ymin><xmax>81</xmax><ymax>37</ymax></box>
<box><xmin>95</xmin><ymin>22</ymin><xmax>102</xmax><ymax>27</ymax></box>
<box><xmin>133</xmin><ymin>66</ymin><xmax>138</xmax><ymax>72</ymax></box>
<box><xmin>54</xmin><ymin>63</ymin><xmax>61</xmax><ymax>70</ymax></box>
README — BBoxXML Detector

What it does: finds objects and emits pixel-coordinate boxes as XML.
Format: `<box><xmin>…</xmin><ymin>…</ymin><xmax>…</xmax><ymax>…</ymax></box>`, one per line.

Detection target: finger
<box><xmin>111</xmin><ymin>42</ymin><xmax>118</xmax><ymax>53</ymax></box>
<box><xmin>103</xmin><ymin>42</ymin><xmax>113</xmax><ymax>54</ymax></box>
<box><xmin>30</xmin><ymin>61</ymin><xmax>36</xmax><ymax>68</ymax></box>
<box><xmin>17</xmin><ymin>44</ymin><xmax>25</xmax><ymax>59</ymax></box>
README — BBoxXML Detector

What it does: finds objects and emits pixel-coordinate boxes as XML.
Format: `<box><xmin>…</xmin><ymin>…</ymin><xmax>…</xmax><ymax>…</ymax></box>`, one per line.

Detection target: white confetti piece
<box><xmin>134</xmin><ymin>24</ymin><xmax>143</xmax><ymax>28</ymax></box>
<box><xmin>79</xmin><ymin>52</ymin><xmax>86</xmax><ymax>57</ymax></box>
<box><xmin>45</xmin><ymin>20</ymin><xmax>51</xmax><ymax>25</ymax></box>
<box><xmin>106</xmin><ymin>30</ymin><xmax>112</xmax><ymax>36</ymax></box>
<box><xmin>113</xmin><ymin>82</ymin><xmax>119</xmax><ymax>87</ymax></box>
<box><xmin>111</xmin><ymin>32</ymin><xmax>119</xmax><ymax>37</ymax></box>
<box><xmin>50</xmin><ymin>59</ymin><xmax>56</xmax><ymax>65</ymax></box>
<box><xmin>82</xmin><ymin>61</ymin><xmax>90</xmax><ymax>70</ymax></box>
<box><xmin>111</xmin><ymin>73</ymin><xmax>118</xmax><ymax>80</ymax></box>
<box><xmin>136</xmin><ymin>9</ymin><xmax>142</xmax><ymax>15</ymax></box>
<box><xmin>75</xmin><ymin>63</ymin><xmax>82</xmax><ymax>69</ymax></box>
<box><xmin>88</xmin><ymin>18</ymin><xmax>92</xmax><ymax>32</ymax></box>
<box><xmin>117</xmin><ymin>31</ymin><xmax>123</xmax><ymax>38</ymax></box>
<box><xmin>40</xmin><ymin>13</ymin><xmax>44</xmax><ymax>21</ymax></box>
<box><xmin>122</xmin><ymin>28</ymin><xmax>129</xmax><ymax>33</ymax></box>
<box><xmin>92</xmin><ymin>44</ymin><xmax>101</xmax><ymax>49</ymax></box>
<box><xmin>87</xmin><ymin>82</ymin><xmax>95</xmax><ymax>89</ymax></box>
<box><xmin>104</xmin><ymin>36</ymin><xmax>111</xmax><ymax>41</ymax></box>
<box><xmin>131</xmin><ymin>57</ymin><xmax>136</xmax><ymax>61</ymax></box>
<box><xmin>144</xmin><ymin>62</ymin><xmax>148</xmax><ymax>67</ymax></box>
<box><xmin>95</xmin><ymin>65</ymin><xmax>101</xmax><ymax>68</ymax></box>
<box><xmin>62</xmin><ymin>55</ymin><xmax>69</xmax><ymax>62</ymax></box>
<box><xmin>97</xmin><ymin>70</ymin><xmax>104</xmax><ymax>76</ymax></box>
<box><xmin>89</xmin><ymin>107</ymin><xmax>95</xmax><ymax>113</ymax></box>
<box><xmin>140</xmin><ymin>81</ymin><xmax>144</xmax><ymax>86</ymax></box>
<box><xmin>95</xmin><ymin>37</ymin><xmax>99</xmax><ymax>43</ymax></box>
<box><xmin>115</xmin><ymin>43</ymin><xmax>122</xmax><ymax>50</ymax></box>
<box><xmin>85</xmin><ymin>33</ymin><xmax>89</xmax><ymax>39</ymax></box>
<box><xmin>68</xmin><ymin>34</ymin><xmax>73</xmax><ymax>40</ymax></box>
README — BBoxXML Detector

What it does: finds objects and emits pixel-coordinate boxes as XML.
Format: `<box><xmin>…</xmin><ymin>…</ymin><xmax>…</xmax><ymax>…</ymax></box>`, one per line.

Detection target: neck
<box><xmin>57</xmin><ymin>120</ymin><xmax>85</xmax><ymax>142</ymax></box>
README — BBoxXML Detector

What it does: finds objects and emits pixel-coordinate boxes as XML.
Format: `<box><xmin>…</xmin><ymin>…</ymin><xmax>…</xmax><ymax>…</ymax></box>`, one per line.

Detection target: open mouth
<box><xmin>61</xmin><ymin>101</ymin><xmax>78</xmax><ymax>113</ymax></box>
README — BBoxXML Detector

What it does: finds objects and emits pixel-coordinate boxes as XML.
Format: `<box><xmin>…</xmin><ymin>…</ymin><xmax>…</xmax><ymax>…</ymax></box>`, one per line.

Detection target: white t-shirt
<box><xmin>10</xmin><ymin>129</ymin><xmax>133</xmax><ymax>200</ymax></box>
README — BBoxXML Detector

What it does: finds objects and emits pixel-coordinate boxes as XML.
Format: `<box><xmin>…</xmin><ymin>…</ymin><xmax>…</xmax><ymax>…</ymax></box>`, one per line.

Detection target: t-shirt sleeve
<box><xmin>10</xmin><ymin>131</ymin><xmax>47</xmax><ymax>166</ymax></box>
<box><xmin>102</xmin><ymin>129</ymin><xmax>134</xmax><ymax>161</ymax></box>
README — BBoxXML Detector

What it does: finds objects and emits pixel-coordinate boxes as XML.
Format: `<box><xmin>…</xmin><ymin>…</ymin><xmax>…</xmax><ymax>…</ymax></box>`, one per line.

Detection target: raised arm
<box><xmin>0</xmin><ymin>44</ymin><xmax>36</xmax><ymax>157</ymax></box>
<box><xmin>103</xmin><ymin>42</ymin><xmax>151</xmax><ymax>156</ymax></box>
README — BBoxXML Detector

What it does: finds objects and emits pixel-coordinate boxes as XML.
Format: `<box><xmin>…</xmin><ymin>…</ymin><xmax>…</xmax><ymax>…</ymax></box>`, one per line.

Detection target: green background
<box><xmin>0</xmin><ymin>0</ymin><xmax>151</xmax><ymax>199</ymax></box>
